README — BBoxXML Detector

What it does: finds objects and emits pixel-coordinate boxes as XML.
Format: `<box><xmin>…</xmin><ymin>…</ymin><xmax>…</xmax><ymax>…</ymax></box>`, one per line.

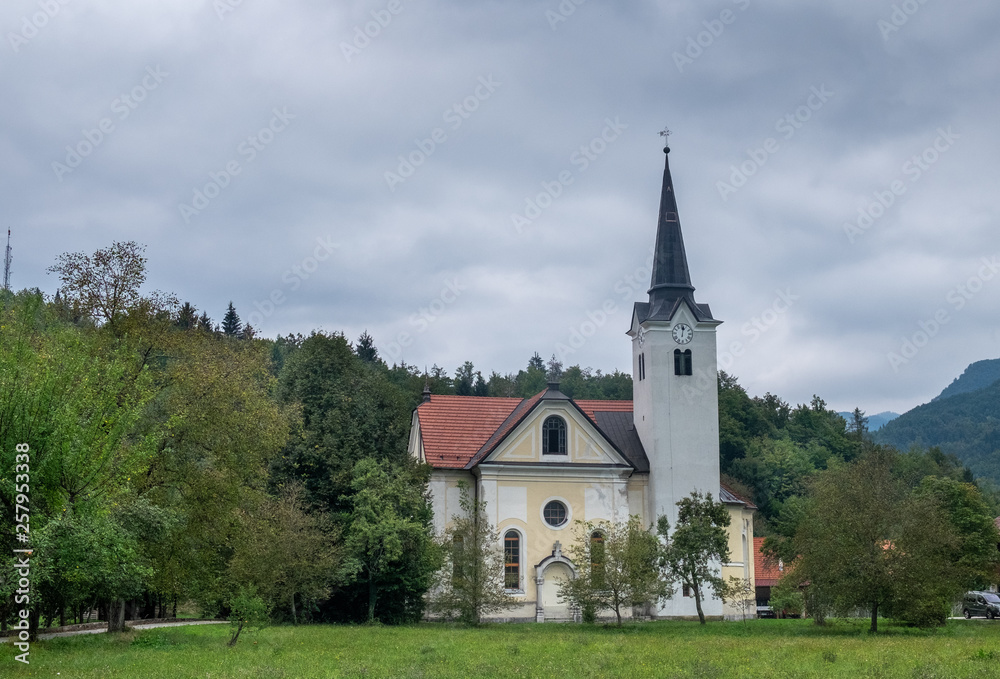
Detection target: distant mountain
<box><xmin>876</xmin><ymin>371</ymin><xmax>1000</xmax><ymax>482</ymax></box>
<box><xmin>933</xmin><ymin>358</ymin><xmax>1000</xmax><ymax>402</ymax></box>
<box><xmin>838</xmin><ymin>411</ymin><xmax>900</xmax><ymax>432</ymax></box>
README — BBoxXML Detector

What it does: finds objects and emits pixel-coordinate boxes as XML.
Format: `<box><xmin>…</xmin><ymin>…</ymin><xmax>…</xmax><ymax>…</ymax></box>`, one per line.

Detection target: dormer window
<box><xmin>542</xmin><ymin>416</ymin><xmax>567</xmax><ymax>455</ymax></box>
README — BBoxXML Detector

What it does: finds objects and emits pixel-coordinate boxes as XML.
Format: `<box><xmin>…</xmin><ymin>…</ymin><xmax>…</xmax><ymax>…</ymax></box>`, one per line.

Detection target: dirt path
<box><xmin>0</xmin><ymin>619</ymin><xmax>226</xmax><ymax>642</ymax></box>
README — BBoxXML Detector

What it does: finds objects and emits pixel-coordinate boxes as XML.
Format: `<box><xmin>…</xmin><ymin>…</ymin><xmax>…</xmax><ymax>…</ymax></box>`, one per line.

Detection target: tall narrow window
<box><xmin>542</xmin><ymin>416</ymin><xmax>567</xmax><ymax>455</ymax></box>
<box><xmin>638</xmin><ymin>353</ymin><xmax>645</xmax><ymax>381</ymax></box>
<box><xmin>591</xmin><ymin>531</ymin><xmax>606</xmax><ymax>590</ymax></box>
<box><xmin>504</xmin><ymin>531</ymin><xmax>520</xmax><ymax>590</ymax></box>
<box><xmin>674</xmin><ymin>349</ymin><xmax>692</xmax><ymax>376</ymax></box>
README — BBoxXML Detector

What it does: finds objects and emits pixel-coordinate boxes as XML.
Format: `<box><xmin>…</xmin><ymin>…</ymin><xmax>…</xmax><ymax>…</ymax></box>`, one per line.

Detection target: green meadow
<box><xmin>4</xmin><ymin>619</ymin><xmax>1000</xmax><ymax>678</ymax></box>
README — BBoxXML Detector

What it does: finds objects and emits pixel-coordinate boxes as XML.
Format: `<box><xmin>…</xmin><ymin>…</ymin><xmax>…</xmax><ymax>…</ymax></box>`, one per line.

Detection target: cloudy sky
<box><xmin>3</xmin><ymin>0</ymin><xmax>998</xmax><ymax>416</ymax></box>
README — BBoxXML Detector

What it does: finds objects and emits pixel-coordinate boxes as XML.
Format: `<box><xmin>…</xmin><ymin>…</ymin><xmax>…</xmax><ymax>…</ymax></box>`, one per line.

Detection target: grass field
<box><xmin>3</xmin><ymin>618</ymin><xmax>1000</xmax><ymax>678</ymax></box>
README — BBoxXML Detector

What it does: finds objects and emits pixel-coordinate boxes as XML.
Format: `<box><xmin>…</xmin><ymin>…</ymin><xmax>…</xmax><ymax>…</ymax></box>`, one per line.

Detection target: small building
<box><xmin>753</xmin><ymin>537</ymin><xmax>785</xmax><ymax>618</ymax></box>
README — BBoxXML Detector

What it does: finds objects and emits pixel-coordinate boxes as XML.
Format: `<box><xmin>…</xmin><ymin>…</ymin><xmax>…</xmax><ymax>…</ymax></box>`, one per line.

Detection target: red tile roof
<box><xmin>464</xmin><ymin>391</ymin><xmax>546</xmax><ymax>469</ymax></box>
<box><xmin>754</xmin><ymin>537</ymin><xmax>784</xmax><ymax>587</ymax></box>
<box><xmin>417</xmin><ymin>396</ymin><xmax>638</xmax><ymax>469</ymax></box>
<box><xmin>574</xmin><ymin>400</ymin><xmax>634</xmax><ymax>421</ymax></box>
<box><xmin>416</xmin><ymin>395</ymin><xmax>522</xmax><ymax>468</ymax></box>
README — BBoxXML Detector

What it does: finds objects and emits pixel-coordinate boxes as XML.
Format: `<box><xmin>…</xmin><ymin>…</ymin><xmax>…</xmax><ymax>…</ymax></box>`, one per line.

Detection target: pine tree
<box><xmin>176</xmin><ymin>302</ymin><xmax>198</xmax><ymax>330</ymax></box>
<box><xmin>197</xmin><ymin>312</ymin><xmax>214</xmax><ymax>333</ymax></box>
<box><xmin>473</xmin><ymin>372</ymin><xmax>489</xmax><ymax>397</ymax></box>
<box><xmin>222</xmin><ymin>302</ymin><xmax>242</xmax><ymax>337</ymax></box>
<box><xmin>528</xmin><ymin>352</ymin><xmax>545</xmax><ymax>371</ymax></box>
<box><xmin>454</xmin><ymin>362</ymin><xmax>475</xmax><ymax>396</ymax></box>
<box><xmin>356</xmin><ymin>331</ymin><xmax>379</xmax><ymax>364</ymax></box>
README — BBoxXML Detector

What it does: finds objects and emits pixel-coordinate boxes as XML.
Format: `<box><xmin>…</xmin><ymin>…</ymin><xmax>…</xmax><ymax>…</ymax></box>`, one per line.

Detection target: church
<box><xmin>407</xmin><ymin>141</ymin><xmax>756</xmax><ymax>621</ymax></box>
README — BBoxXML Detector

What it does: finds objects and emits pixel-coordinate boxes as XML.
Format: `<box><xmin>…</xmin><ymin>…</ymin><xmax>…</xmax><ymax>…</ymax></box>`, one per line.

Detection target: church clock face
<box><xmin>672</xmin><ymin>323</ymin><xmax>693</xmax><ymax>345</ymax></box>
<box><xmin>636</xmin><ymin>326</ymin><xmax>646</xmax><ymax>347</ymax></box>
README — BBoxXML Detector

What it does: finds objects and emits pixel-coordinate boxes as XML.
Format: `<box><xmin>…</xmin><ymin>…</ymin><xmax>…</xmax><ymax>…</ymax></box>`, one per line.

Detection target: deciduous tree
<box><xmin>46</xmin><ymin>241</ymin><xmax>176</xmax><ymax>328</ymax></box>
<box><xmin>558</xmin><ymin>517</ymin><xmax>667</xmax><ymax>625</ymax></box>
<box><xmin>787</xmin><ymin>447</ymin><xmax>960</xmax><ymax>631</ymax></box>
<box><xmin>659</xmin><ymin>491</ymin><xmax>732</xmax><ymax>624</ymax></box>
<box><xmin>429</xmin><ymin>483</ymin><xmax>514</xmax><ymax>625</ymax></box>
<box><xmin>343</xmin><ymin>459</ymin><xmax>438</xmax><ymax>623</ymax></box>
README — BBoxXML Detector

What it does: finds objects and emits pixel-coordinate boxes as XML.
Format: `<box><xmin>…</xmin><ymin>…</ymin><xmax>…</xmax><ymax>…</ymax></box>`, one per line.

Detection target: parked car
<box><xmin>962</xmin><ymin>591</ymin><xmax>1000</xmax><ymax>619</ymax></box>
<box><xmin>756</xmin><ymin>605</ymin><xmax>776</xmax><ymax>619</ymax></box>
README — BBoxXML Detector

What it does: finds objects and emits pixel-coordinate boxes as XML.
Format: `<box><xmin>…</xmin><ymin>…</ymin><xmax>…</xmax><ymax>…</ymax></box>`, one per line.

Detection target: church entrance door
<box><xmin>540</xmin><ymin>562</ymin><xmax>573</xmax><ymax>621</ymax></box>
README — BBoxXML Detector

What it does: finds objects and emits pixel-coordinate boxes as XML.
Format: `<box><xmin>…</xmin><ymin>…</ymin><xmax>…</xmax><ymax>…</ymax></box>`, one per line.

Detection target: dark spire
<box><xmin>422</xmin><ymin>374</ymin><xmax>432</xmax><ymax>403</ymax></box>
<box><xmin>638</xmin><ymin>136</ymin><xmax>718</xmax><ymax>322</ymax></box>
<box><xmin>648</xmin><ymin>142</ymin><xmax>694</xmax><ymax>308</ymax></box>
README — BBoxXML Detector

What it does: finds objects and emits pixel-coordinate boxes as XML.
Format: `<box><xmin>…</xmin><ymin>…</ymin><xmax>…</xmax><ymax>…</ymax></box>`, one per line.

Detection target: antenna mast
<box><xmin>2</xmin><ymin>229</ymin><xmax>11</xmax><ymax>292</ymax></box>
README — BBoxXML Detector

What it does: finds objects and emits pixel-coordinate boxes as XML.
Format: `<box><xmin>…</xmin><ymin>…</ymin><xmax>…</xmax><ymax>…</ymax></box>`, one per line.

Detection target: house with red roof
<box><xmin>408</xmin><ymin>142</ymin><xmax>756</xmax><ymax>621</ymax></box>
<box><xmin>753</xmin><ymin>537</ymin><xmax>784</xmax><ymax>617</ymax></box>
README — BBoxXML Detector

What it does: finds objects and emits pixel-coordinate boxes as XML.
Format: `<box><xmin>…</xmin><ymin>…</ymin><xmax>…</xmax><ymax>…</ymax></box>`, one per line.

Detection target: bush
<box><xmin>227</xmin><ymin>590</ymin><xmax>272</xmax><ymax>647</ymax></box>
<box><xmin>769</xmin><ymin>579</ymin><xmax>804</xmax><ymax>618</ymax></box>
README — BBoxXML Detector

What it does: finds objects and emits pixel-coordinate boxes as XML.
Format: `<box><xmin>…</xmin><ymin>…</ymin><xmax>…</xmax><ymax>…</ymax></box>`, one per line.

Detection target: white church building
<box><xmin>408</xmin><ymin>143</ymin><xmax>756</xmax><ymax>621</ymax></box>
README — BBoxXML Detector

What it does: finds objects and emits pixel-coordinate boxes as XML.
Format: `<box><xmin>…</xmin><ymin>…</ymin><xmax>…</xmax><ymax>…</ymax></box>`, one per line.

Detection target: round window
<box><xmin>543</xmin><ymin>500</ymin><xmax>567</xmax><ymax>527</ymax></box>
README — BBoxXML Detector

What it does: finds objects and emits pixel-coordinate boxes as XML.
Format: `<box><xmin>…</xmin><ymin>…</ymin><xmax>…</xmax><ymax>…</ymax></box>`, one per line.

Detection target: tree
<box><xmin>659</xmin><ymin>491</ymin><xmax>732</xmax><ymax>624</ymax></box>
<box><xmin>429</xmin><ymin>483</ymin><xmax>515</xmax><ymax>625</ymax></box>
<box><xmin>197</xmin><ymin>311</ymin><xmax>214</xmax><ymax>332</ymax></box>
<box><xmin>0</xmin><ymin>291</ymin><xmax>162</xmax><ymax>636</ymax></box>
<box><xmin>546</xmin><ymin>354</ymin><xmax>563</xmax><ymax>380</ymax></box>
<box><xmin>227</xmin><ymin>589</ymin><xmax>271</xmax><ymax>647</ymax></box>
<box><xmin>558</xmin><ymin>517</ymin><xmax>667</xmax><ymax>625</ymax></box>
<box><xmin>454</xmin><ymin>361</ymin><xmax>476</xmax><ymax>396</ymax></box>
<box><xmin>137</xmin><ymin>327</ymin><xmax>290</xmax><ymax>615</ymax></box>
<box><xmin>788</xmin><ymin>446</ymin><xmax>960</xmax><ymax>631</ymax></box>
<box><xmin>227</xmin><ymin>486</ymin><xmax>341</xmax><ymax>624</ymax></box>
<box><xmin>355</xmin><ymin>331</ymin><xmax>379</xmax><ymax>364</ymax></box>
<box><xmin>46</xmin><ymin>241</ymin><xmax>176</xmax><ymax>327</ymax></box>
<box><xmin>175</xmin><ymin>302</ymin><xmax>198</xmax><ymax>330</ymax></box>
<box><xmin>724</xmin><ymin>575</ymin><xmax>756</xmax><ymax>624</ymax></box>
<box><xmin>914</xmin><ymin>476</ymin><xmax>1000</xmax><ymax>593</ymax></box>
<box><xmin>516</xmin><ymin>353</ymin><xmax>548</xmax><ymax>396</ymax></box>
<box><xmin>472</xmin><ymin>372</ymin><xmax>488</xmax><ymax>397</ymax></box>
<box><xmin>847</xmin><ymin>407</ymin><xmax>869</xmax><ymax>441</ymax></box>
<box><xmin>343</xmin><ymin>459</ymin><xmax>438</xmax><ymax>623</ymax></box>
<box><xmin>222</xmin><ymin>301</ymin><xmax>242</xmax><ymax>337</ymax></box>
<box><xmin>768</xmin><ymin>577</ymin><xmax>804</xmax><ymax>618</ymax></box>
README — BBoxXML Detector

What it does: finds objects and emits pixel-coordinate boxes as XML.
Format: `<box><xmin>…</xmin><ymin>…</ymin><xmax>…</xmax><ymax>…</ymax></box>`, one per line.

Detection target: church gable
<box><xmin>485</xmin><ymin>401</ymin><xmax>630</xmax><ymax>468</ymax></box>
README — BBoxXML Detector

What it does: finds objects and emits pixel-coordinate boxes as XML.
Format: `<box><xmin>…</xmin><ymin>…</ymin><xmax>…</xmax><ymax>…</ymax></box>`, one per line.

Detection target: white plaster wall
<box><xmin>584</xmin><ymin>484</ymin><xmax>612</xmax><ymax>522</ymax></box>
<box><xmin>498</xmin><ymin>486</ymin><xmax>528</xmax><ymax>523</ymax></box>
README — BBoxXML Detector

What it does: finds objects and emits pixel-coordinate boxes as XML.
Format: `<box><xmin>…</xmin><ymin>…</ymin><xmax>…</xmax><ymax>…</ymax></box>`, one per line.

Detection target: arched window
<box><xmin>504</xmin><ymin>531</ymin><xmax>520</xmax><ymax>590</ymax></box>
<box><xmin>542</xmin><ymin>416</ymin><xmax>567</xmax><ymax>455</ymax></box>
<box><xmin>590</xmin><ymin>531</ymin><xmax>606</xmax><ymax>589</ymax></box>
<box><xmin>674</xmin><ymin>349</ymin><xmax>692</xmax><ymax>376</ymax></box>
<box><xmin>452</xmin><ymin>535</ymin><xmax>465</xmax><ymax>581</ymax></box>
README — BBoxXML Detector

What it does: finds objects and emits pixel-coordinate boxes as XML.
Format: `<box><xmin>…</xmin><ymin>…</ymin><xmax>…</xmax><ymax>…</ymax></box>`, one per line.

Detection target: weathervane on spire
<box><xmin>659</xmin><ymin>127</ymin><xmax>671</xmax><ymax>153</ymax></box>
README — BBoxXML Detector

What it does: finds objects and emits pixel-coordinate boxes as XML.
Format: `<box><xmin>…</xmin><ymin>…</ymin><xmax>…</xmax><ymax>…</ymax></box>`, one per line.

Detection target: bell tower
<box><xmin>628</xmin><ymin>136</ymin><xmax>723</xmax><ymax>615</ymax></box>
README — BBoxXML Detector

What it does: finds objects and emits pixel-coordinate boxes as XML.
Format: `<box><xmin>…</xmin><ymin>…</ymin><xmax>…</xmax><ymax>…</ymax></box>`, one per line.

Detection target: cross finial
<box><xmin>658</xmin><ymin>127</ymin><xmax>671</xmax><ymax>140</ymax></box>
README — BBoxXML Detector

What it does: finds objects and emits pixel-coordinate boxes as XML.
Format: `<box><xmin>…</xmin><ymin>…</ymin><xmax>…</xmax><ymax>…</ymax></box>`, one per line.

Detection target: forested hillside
<box><xmin>933</xmin><ymin>358</ymin><xmax>1000</xmax><ymax>402</ymax></box>
<box><xmin>877</xmin><ymin>376</ymin><xmax>1000</xmax><ymax>482</ymax></box>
